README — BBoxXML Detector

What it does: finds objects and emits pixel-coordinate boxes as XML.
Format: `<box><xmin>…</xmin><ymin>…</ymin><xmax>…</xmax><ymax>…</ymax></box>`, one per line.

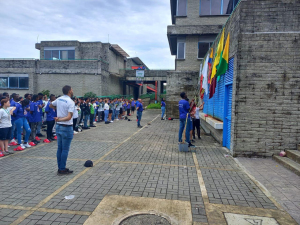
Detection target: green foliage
<box><xmin>41</xmin><ymin>90</ymin><xmax>50</xmax><ymax>96</ymax></box>
<box><xmin>146</xmin><ymin>102</ymin><xmax>161</xmax><ymax>109</ymax></box>
<box><xmin>84</xmin><ymin>92</ymin><xmax>97</xmax><ymax>98</ymax></box>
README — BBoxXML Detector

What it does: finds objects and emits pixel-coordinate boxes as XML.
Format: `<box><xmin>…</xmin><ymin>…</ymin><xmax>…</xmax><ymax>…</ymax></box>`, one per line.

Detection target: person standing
<box><xmin>36</xmin><ymin>93</ymin><xmax>45</xmax><ymax>137</ymax></box>
<box><xmin>104</xmin><ymin>99</ymin><xmax>110</xmax><ymax>124</ymax></box>
<box><xmin>97</xmin><ymin>98</ymin><xmax>103</xmax><ymax>122</ymax></box>
<box><xmin>10</xmin><ymin>94</ymin><xmax>19</xmax><ymax>144</ymax></box>
<box><xmin>45</xmin><ymin>94</ymin><xmax>56</xmax><ymax>141</ymax></box>
<box><xmin>178</xmin><ymin>92</ymin><xmax>194</xmax><ymax>147</ymax></box>
<box><xmin>131</xmin><ymin>99</ymin><xmax>136</xmax><ymax>115</ymax></box>
<box><xmin>73</xmin><ymin>99</ymin><xmax>79</xmax><ymax>134</ymax></box>
<box><xmin>79</xmin><ymin>97</ymin><xmax>84</xmax><ymax>125</ymax></box>
<box><xmin>82</xmin><ymin>98</ymin><xmax>90</xmax><ymax>129</ymax></box>
<box><xmin>136</xmin><ymin>99</ymin><xmax>143</xmax><ymax>128</ymax></box>
<box><xmin>0</xmin><ymin>99</ymin><xmax>16</xmax><ymax>157</ymax></box>
<box><xmin>50</xmin><ymin>85</ymin><xmax>75</xmax><ymax>175</ymax></box>
<box><xmin>90</xmin><ymin>99</ymin><xmax>96</xmax><ymax>127</ymax></box>
<box><xmin>29</xmin><ymin>95</ymin><xmax>40</xmax><ymax>143</ymax></box>
<box><xmin>161</xmin><ymin>98</ymin><xmax>166</xmax><ymax>120</ymax></box>
<box><xmin>193</xmin><ymin>103</ymin><xmax>204</xmax><ymax>140</ymax></box>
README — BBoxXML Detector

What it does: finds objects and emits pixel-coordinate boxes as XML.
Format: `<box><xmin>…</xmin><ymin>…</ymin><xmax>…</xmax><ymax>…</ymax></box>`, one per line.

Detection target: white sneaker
<box><xmin>23</xmin><ymin>143</ymin><xmax>32</xmax><ymax>148</ymax></box>
<box><xmin>110</xmin><ymin>121</ymin><xmax>113</xmax><ymax>123</ymax></box>
<box><xmin>10</xmin><ymin>139</ymin><xmax>17</xmax><ymax>144</ymax></box>
<box><xmin>116</xmin><ymin>119</ymin><xmax>119</xmax><ymax>121</ymax></box>
<box><xmin>73</xmin><ymin>131</ymin><xmax>78</xmax><ymax>134</ymax></box>
<box><xmin>20</xmin><ymin>144</ymin><xmax>26</xmax><ymax>149</ymax></box>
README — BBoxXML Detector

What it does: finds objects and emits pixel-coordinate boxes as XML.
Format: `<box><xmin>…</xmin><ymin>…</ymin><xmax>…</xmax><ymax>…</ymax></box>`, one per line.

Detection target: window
<box><xmin>177</xmin><ymin>38</ymin><xmax>186</xmax><ymax>59</ymax></box>
<box><xmin>200</xmin><ymin>0</ymin><xmax>232</xmax><ymax>16</ymax></box>
<box><xmin>43</xmin><ymin>50</ymin><xmax>75</xmax><ymax>60</ymax></box>
<box><xmin>198</xmin><ymin>42</ymin><xmax>213</xmax><ymax>59</ymax></box>
<box><xmin>177</xmin><ymin>0</ymin><xmax>187</xmax><ymax>16</ymax></box>
<box><xmin>0</xmin><ymin>76</ymin><xmax>29</xmax><ymax>89</ymax></box>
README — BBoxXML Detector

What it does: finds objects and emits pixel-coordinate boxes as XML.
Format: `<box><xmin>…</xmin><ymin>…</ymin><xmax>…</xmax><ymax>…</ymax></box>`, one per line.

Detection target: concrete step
<box><xmin>273</xmin><ymin>155</ymin><xmax>300</xmax><ymax>176</ymax></box>
<box><xmin>286</xmin><ymin>150</ymin><xmax>300</xmax><ymax>164</ymax></box>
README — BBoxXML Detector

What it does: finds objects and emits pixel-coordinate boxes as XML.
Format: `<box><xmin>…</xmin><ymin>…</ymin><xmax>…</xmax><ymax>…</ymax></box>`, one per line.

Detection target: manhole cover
<box><xmin>119</xmin><ymin>214</ymin><xmax>171</xmax><ymax>225</ymax></box>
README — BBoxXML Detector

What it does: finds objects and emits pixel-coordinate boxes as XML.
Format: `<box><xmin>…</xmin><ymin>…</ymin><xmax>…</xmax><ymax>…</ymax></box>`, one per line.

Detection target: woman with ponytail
<box><xmin>0</xmin><ymin>99</ymin><xmax>16</xmax><ymax>157</ymax></box>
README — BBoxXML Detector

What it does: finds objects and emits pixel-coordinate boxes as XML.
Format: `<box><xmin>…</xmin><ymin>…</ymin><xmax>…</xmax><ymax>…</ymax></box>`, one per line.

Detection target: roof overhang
<box><xmin>128</xmin><ymin>57</ymin><xmax>149</xmax><ymax>70</ymax></box>
<box><xmin>110</xmin><ymin>44</ymin><xmax>130</xmax><ymax>58</ymax></box>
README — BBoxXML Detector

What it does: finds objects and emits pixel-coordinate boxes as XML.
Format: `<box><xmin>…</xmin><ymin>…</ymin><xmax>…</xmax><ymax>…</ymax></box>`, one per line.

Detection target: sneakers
<box><xmin>9</xmin><ymin>142</ymin><xmax>18</xmax><ymax>146</ymax></box>
<box><xmin>29</xmin><ymin>142</ymin><xmax>36</xmax><ymax>146</ymax></box>
<box><xmin>36</xmin><ymin>133</ymin><xmax>45</xmax><ymax>137</ymax></box>
<box><xmin>43</xmin><ymin>139</ymin><xmax>51</xmax><ymax>143</ymax></box>
<box><xmin>90</xmin><ymin>125</ymin><xmax>96</xmax><ymax>127</ymax></box>
<box><xmin>57</xmin><ymin>168</ymin><xmax>73</xmax><ymax>175</ymax></box>
<box><xmin>116</xmin><ymin>119</ymin><xmax>119</xmax><ymax>121</ymax></box>
<box><xmin>10</xmin><ymin>139</ymin><xmax>17</xmax><ymax>144</ymax></box>
<box><xmin>53</xmin><ymin>136</ymin><xmax>57</xmax><ymax>140</ymax></box>
<box><xmin>35</xmin><ymin>136</ymin><xmax>41</xmax><ymax>141</ymax></box>
<box><xmin>138</xmin><ymin>125</ymin><xmax>143</xmax><ymax>128</ymax></box>
<box><xmin>23</xmin><ymin>143</ymin><xmax>32</xmax><ymax>148</ymax></box>
<box><xmin>110</xmin><ymin>121</ymin><xmax>113</xmax><ymax>123</ymax></box>
<box><xmin>73</xmin><ymin>131</ymin><xmax>78</xmax><ymax>134</ymax></box>
<box><xmin>188</xmin><ymin>142</ymin><xmax>195</xmax><ymax>147</ymax></box>
<box><xmin>0</xmin><ymin>152</ymin><xmax>4</xmax><ymax>157</ymax></box>
<box><xmin>82</xmin><ymin>127</ymin><xmax>90</xmax><ymax>129</ymax></box>
<box><xmin>14</xmin><ymin>146</ymin><xmax>24</xmax><ymax>151</ymax></box>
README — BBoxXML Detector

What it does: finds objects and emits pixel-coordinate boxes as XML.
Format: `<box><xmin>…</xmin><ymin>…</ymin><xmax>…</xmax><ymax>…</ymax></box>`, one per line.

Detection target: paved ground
<box><xmin>237</xmin><ymin>158</ymin><xmax>300</xmax><ymax>224</ymax></box>
<box><xmin>0</xmin><ymin>110</ymin><xmax>297</xmax><ymax>225</ymax></box>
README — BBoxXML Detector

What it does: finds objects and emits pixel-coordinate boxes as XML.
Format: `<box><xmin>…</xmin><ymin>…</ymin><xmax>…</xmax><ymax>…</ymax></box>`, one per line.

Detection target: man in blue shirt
<box><xmin>136</xmin><ymin>99</ymin><xmax>143</xmax><ymax>128</ymax></box>
<box><xmin>178</xmin><ymin>92</ymin><xmax>194</xmax><ymax>147</ymax></box>
<box><xmin>36</xmin><ymin>93</ymin><xmax>45</xmax><ymax>137</ymax></box>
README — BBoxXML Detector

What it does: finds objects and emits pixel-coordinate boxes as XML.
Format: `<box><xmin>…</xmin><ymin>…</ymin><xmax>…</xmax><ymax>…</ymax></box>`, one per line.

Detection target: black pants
<box><xmin>73</xmin><ymin>118</ymin><xmax>77</xmax><ymax>131</ymax></box>
<box><xmin>79</xmin><ymin>112</ymin><xmax>83</xmax><ymax>124</ymax></box>
<box><xmin>29</xmin><ymin>122</ymin><xmax>38</xmax><ymax>141</ymax></box>
<box><xmin>46</xmin><ymin>120</ymin><xmax>55</xmax><ymax>140</ymax></box>
<box><xmin>127</xmin><ymin>109</ymin><xmax>130</xmax><ymax>116</ymax></box>
<box><xmin>90</xmin><ymin>114</ymin><xmax>94</xmax><ymax>126</ymax></box>
<box><xmin>192</xmin><ymin>118</ymin><xmax>200</xmax><ymax>138</ymax></box>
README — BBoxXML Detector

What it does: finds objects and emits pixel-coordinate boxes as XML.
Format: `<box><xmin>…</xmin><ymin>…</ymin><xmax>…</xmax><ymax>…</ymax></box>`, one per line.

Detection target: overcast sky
<box><xmin>0</xmin><ymin>0</ymin><xmax>175</xmax><ymax>69</ymax></box>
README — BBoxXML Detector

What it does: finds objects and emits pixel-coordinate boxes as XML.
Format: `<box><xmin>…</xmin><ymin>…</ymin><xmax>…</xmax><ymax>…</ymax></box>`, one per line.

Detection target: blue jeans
<box><xmin>36</xmin><ymin>116</ymin><xmax>42</xmax><ymax>134</ymax></box>
<box><xmin>178</xmin><ymin>118</ymin><xmax>190</xmax><ymax>143</ymax></box>
<box><xmin>115</xmin><ymin>110</ymin><xmax>119</xmax><ymax>119</ymax></box>
<box><xmin>10</xmin><ymin>120</ymin><xmax>17</xmax><ymax>140</ymax></box>
<box><xmin>137</xmin><ymin>111</ymin><xmax>142</xmax><ymax>127</ymax></box>
<box><xmin>112</xmin><ymin>109</ymin><xmax>115</xmax><ymax>121</ymax></box>
<box><xmin>56</xmin><ymin>124</ymin><xmax>73</xmax><ymax>171</ymax></box>
<box><xmin>84</xmin><ymin>114</ymin><xmax>90</xmax><ymax>127</ymax></box>
<box><xmin>15</xmin><ymin>117</ymin><xmax>31</xmax><ymax>144</ymax></box>
<box><xmin>104</xmin><ymin>110</ymin><xmax>109</xmax><ymax>122</ymax></box>
<box><xmin>161</xmin><ymin>106</ymin><xmax>165</xmax><ymax>118</ymax></box>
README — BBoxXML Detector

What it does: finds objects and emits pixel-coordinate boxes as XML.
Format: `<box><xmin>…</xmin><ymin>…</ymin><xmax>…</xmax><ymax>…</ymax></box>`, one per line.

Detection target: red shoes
<box><xmin>35</xmin><ymin>136</ymin><xmax>41</xmax><ymax>141</ymax></box>
<box><xmin>0</xmin><ymin>152</ymin><xmax>4</xmax><ymax>157</ymax></box>
<box><xmin>9</xmin><ymin>142</ymin><xmax>18</xmax><ymax>146</ymax></box>
<box><xmin>43</xmin><ymin>139</ymin><xmax>51</xmax><ymax>143</ymax></box>
<box><xmin>53</xmin><ymin>136</ymin><xmax>57</xmax><ymax>140</ymax></box>
<box><xmin>29</xmin><ymin>142</ymin><xmax>36</xmax><ymax>146</ymax></box>
<box><xmin>14</xmin><ymin>146</ymin><xmax>24</xmax><ymax>151</ymax></box>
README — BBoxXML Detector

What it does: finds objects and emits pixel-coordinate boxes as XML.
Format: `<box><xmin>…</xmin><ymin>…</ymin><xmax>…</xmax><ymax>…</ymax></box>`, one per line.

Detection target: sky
<box><xmin>0</xmin><ymin>0</ymin><xmax>175</xmax><ymax>69</ymax></box>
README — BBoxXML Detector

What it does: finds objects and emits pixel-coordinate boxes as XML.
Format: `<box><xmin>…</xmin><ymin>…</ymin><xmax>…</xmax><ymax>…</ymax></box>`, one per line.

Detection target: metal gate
<box><xmin>223</xmin><ymin>57</ymin><xmax>234</xmax><ymax>150</ymax></box>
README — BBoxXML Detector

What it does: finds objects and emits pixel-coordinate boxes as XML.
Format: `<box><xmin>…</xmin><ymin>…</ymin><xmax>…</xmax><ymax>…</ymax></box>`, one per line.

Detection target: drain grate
<box><xmin>119</xmin><ymin>214</ymin><xmax>171</xmax><ymax>225</ymax></box>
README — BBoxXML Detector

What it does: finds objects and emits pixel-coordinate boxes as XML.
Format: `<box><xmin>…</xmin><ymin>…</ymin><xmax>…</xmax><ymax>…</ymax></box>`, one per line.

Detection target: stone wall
<box><xmin>166</xmin><ymin>71</ymin><xmax>198</xmax><ymax>118</ymax></box>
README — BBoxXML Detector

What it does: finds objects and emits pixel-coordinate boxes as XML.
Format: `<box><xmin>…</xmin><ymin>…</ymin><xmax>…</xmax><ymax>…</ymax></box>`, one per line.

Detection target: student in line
<box><xmin>45</xmin><ymin>94</ymin><xmax>57</xmax><ymax>141</ymax></box>
<box><xmin>29</xmin><ymin>95</ymin><xmax>40</xmax><ymax>144</ymax></box>
<box><xmin>97</xmin><ymin>98</ymin><xmax>103</xmax><ymax>122</ymax></box>
<box><xmin>108</xmin><ymin>99</ymin><xmax>113</xmax><ymax>123</ymax></box>
<box><xmin>136</xmin><ymin>99</ymin><xmax>143</xmax><ymax>128</ymax></box>
<box><xmin>82</xmin><ymin>98</ymin><xmax>91</xmax><ymax>129</ymax></box>
<box><xmin>126</xmin><ymin>100</ymin><xmax>131</xmax><ymax>116</ymax></box>
<box><xmin>36</xmin><ymin>93</ymin><xmax>45</xmax><ymax>137</ymax></box>
<box><xmin>0</xmin><ymin>99</ymin><xmax>16</xmax><ymax>157</ymax></box>
<box><xmin>104</xmin><ymin>99</ymin><xmax>110</xmax><ymax>124</ymax></box>
<box><xmin>90</xmin><ymin>99</ymin><xmax>96</xmax><ymax>127</ymax></box>
<box><xmin>193</xmin><ymin>102</ymin><xmax>204</xmax><ymax>140</ymax></box>
<box><xmin>73</xmin><ymin>99</ymin><xmax>79</xmax><ymax>134</ymax></box>
<box><xmin>10</xmin><ymin>93</ymin><xmax>19</xmax><ymax>144</ymax></box>
<box><xmin>131</xmin><ymin>99</ymin><xmax>135</xmax><ymax>115</ymax></box>
<box><xmin>161</xmin><ymin>98</ymin><xmax>166</xmax><ymax>120</ymax></box>
<box><xmin>14</xmin><ymin>99</ymin><xmax>32</xmax><ymax>149</ymax></box>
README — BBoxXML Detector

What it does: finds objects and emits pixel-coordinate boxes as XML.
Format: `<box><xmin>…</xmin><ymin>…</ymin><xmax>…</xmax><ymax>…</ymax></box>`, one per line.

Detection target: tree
<box><xmin>84</xmin><ymin>92</ymin><xmax>97</xmax><ymax>98</ymax></box>
<box><xmin>41</xmin><ymin>90</ymin><xmax>50</xmax><ymax>96</ymax></box>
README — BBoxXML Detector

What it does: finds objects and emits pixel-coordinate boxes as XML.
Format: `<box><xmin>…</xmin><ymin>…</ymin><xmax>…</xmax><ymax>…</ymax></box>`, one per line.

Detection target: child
<box><xmin>29</xmin><ymin>95</ymin><xmax>41</xmax><ymax>144</ymax></box>
<box><xmin>45</xmin><ymin>94</ymin><xmax>57</xmax><ymax>140</ymax></box>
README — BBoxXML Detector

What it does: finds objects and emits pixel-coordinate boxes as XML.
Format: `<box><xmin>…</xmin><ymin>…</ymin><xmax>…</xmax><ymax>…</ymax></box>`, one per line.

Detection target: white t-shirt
<box><xmin>0</xmin><ymin>107</ymin><xmax>14</xmax><ymax>128</ymax></box>
<box><xmin>195</xmin><ymin>107</ymin><xmax>200</xmax><ymax>119</ymax></box>
<box><xmin>104</xmin><ymin>103</ymin><xmax>109</xmax><ymax>110</ymax></box>
<box><xmin>73</xmin><ymin>105</ymin><xmax>79</xmax><ymax>119</ymax></box>
<box><xmin>52</xmin><ymin>95</ymin><xmax>75</xmax><ymax>125</ymax></box>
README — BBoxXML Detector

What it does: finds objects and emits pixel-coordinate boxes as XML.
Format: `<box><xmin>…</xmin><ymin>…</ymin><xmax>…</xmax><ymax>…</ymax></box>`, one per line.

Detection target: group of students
<box><xmin>74</xmin><ymin>97</ymin><xmax>145</xmax><ymax>128</ymax></box>
<box><xmin>0</xmin><ymin>92</ymin><xmax>145</xmax><ymax>157</ymax></box>
<box><xmin>178</xmin><ymin>92</ymin><xmax>204</xmax><ymax>148</ymax></box>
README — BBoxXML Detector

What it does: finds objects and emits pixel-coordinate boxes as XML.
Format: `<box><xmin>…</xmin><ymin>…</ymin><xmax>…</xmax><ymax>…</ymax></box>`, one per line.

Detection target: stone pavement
<box><xmin>0</xmin><ymin>110</ymin><xmax>297</xmax><ymax>225</ymax></box>
<box><xmin>237</xmin><ymin>158</ymin><xmax>300</xmax><ymax>224</ymax></box>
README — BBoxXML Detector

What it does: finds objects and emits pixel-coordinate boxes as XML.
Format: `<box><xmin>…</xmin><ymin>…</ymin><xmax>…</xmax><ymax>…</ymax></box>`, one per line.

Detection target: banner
<box><xmin>136</xmin><ymin>70</ymin><xmax>145</xmax><ymax>84</ymax></box>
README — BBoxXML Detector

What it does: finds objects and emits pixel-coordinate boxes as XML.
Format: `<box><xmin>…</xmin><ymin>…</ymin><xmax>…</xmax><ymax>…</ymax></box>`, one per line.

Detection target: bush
<box><xmin>41</xmin><ymin>90</ymin><xmax>50</xmax><ymax>96</ymax></box>
<box><xmin>146</xmin><ymin>102</ymin><xmax>161</xmax><ymax>109</ymax></box>
<box><xmin>84</xmin><ymin>92</ymin><xmax>97</xmax><ymax>98</ymax></box>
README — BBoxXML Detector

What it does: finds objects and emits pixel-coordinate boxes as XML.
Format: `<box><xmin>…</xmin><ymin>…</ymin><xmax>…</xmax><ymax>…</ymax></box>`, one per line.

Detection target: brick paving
<box><xmin>0</xmin><ymin>110</ymin><xmax>292</xmax><ymax>225</ymax></box>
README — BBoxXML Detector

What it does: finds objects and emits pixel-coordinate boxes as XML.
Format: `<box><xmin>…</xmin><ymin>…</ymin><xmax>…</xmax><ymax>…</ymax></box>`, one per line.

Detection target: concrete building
<box><xmin>167</xmin><ymin>0</ymin><xmax>300</xmax><ymax>159</ymax></box>
<box><xmin>0</xmin><ymin>41</ymin><xmax>134</xmax><ymax>97</ymax></box>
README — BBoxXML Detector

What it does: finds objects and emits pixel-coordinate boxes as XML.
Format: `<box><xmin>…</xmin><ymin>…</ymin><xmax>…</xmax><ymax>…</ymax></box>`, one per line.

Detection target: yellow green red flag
<box><xmin>216</xmin><ymin>33</ymin><xmax>230</xmax><ymax>81</ymax></box>
<box><xmin>210</xmin><ymin>29</ymin><xmax>224</xmax><ymax>84</ymax></box>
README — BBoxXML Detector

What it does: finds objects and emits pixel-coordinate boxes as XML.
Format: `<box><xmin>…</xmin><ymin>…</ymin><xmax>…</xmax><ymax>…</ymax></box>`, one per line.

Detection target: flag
<box><xmin>209</xmin><ymin>29</ymin><xmax>224</xmax><ymax>99</ymax></box>
<box><xmin>210</xmin><ymin>29</ymin><xmax>224</xmax><ymax>84</ymax></box>
<box><xmin>200</xmin><ymin>74</ymin><xmax>204</xmax><ymax>99</ymax></box>
<box><xmin>202</xmin><ymin>54</ymin><xmax>209</xmax><ymax>95</ymax></box>
<box><xmin>207</xmin><ymin>48</ymin><xmax>213</xmax><ymax>84</ymax></box>
<box><xmin>216</xmin><ymin>33</ymin><xmax>230</xmax><ymax>81</ymax></box>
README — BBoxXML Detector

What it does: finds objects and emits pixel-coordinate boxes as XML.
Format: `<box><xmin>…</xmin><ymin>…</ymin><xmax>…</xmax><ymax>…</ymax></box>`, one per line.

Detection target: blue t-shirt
<box><xmin>10</xmin><ymin>100</ymin><xmax>17</xmax><ymax>121</ymax></box>
<box><xmin>127</xmin><ymin>103</ymin><xmax>131</xmax><ymax>109</ymax></box>
<box><xmin>161</xmin><ymin>101</ymin><xmax>166</xmax><ymax>107</ymax></box>
<box><xmin>13</xmin><ymin>103</ymin><xmax>26</xmax><ymax>120</ymax></box>
<box><xmin>29</xmin><ymin>102</ymin><xmax>41</xmax><ymax>123</ymax></box>
<box><xmin>45</xmin><ymin>101</ymin><xmax>57</xmax><ymax>121</ymax></box>
<box><xmin>131</xmin><ymin>101</ymin><xmax>135</xmax><ymax>107</ymax></box>
<box><xmin>37</xmin><ymin>99</ymin><xmax>43</xmax><ymax>116</ymax></box>
<box><xmin>136</xmin><ymin>102</ymin><xmax>144</xmax><ymax>112</ymax></box>
<box><xmin>178</xmin><ymin>99</ymin><xmax>190</xmax><ymax>119</ymax></box>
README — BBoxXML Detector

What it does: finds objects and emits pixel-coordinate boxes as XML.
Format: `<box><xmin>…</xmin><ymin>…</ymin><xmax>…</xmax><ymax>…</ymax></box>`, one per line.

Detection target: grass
<box><xmin>146</xmin><ymin>102</ymin><xmax>161</xmax><ymax>109</ymax></box>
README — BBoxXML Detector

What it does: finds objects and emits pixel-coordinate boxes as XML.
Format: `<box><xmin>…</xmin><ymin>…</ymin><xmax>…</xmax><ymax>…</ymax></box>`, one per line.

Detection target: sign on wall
<box><xmin>136</xmin><ymin>70</ymin><xmax>145</xmax><ymax>78</ymax></box>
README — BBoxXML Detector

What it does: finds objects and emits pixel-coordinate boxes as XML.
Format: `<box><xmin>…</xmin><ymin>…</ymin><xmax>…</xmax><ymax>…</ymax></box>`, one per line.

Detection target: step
<box><xmin>273</xmin><ymin>155</ymin><xmax>300</xmax><ymax>176</ymax></box>
<box><xmin>286</xmin><ymin>150</ymin><xmax>300</xmax><ymax>164</ymax></box>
